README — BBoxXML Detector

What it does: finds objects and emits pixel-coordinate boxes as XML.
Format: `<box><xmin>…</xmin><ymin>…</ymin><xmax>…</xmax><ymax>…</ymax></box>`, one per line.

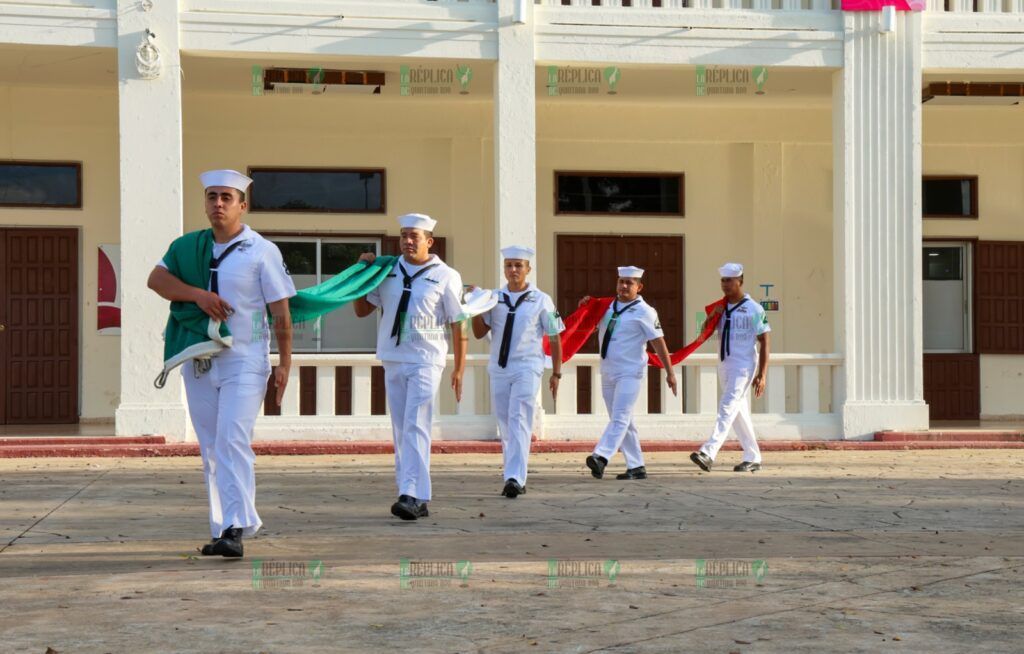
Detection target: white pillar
<box><xmin>832</xmin><ymin>11</ymin><xmax>929</xmax><ymax>439</ymax></box>
<box><xmin>493</xmin><ymin>0</ymin><xmax>537</xmax><ymax>284</ymax></box>
<box><xmin>114</xmin><ymin>0</ymin><xmax>188</xmax><ymax>439</ymax></box>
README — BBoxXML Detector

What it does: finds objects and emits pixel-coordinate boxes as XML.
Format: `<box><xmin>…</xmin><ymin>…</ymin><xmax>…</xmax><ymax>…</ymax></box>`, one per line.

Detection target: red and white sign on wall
<box><xmin>97</xmin><ymin>244</ymin><xmax>121</xmax><ymax>334</ymax></box>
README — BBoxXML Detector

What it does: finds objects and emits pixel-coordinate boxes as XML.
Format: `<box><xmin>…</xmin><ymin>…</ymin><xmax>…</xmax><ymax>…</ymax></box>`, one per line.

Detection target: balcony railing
<box><xmin>255</xmin><ymin>352</ymin><xmax>842</xmax><ymax>441</ymax></box>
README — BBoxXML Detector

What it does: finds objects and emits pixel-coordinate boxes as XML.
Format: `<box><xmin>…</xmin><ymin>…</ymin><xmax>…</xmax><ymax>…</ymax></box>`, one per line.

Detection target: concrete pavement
<box><xmin>0</xmin><ymin>449</ymin><xmax>1022</xmax><ymax>653</ymax></box>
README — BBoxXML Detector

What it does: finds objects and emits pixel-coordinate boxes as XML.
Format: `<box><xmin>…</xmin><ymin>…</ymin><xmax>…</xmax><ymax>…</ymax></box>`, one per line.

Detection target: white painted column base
<box><xmin>841</xmin><ymin>402</ymin><xmax>930</xmax><ymax>441</ymax></box>
<box><xmin>116</xmin><ymin>403</ymin><xmax>189</xmax><ymax>439</ymax></box>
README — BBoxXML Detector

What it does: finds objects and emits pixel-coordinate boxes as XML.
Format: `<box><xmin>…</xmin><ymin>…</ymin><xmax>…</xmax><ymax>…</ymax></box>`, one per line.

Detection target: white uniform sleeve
<box><xmin>260</xmin><ymin>241</ymin><xmax>297</xmax><ymax>303</ymax></box>
<box><xmin>365</xmin><ymin>286</ymin><xmax>381</xmax><ymax>309</ymax></box>
<box><xmin>156</xmin><ymin>259</ymin><xmax>168</xmax><ymax>269</ymax></box>
<box><xmin>755</xmin><ymin>303</ymin><xmax>772</xmax><ymax>336</ymax></box>
<box><xmin>442</xmin><ymin>269</ymin><xmax>465</xmax><ymax>324</ymax></box>
<box><xmin>642</xmin><ymin>308</ymin><xmax>665</xmax><ymax>341</ymax></box>
<box><xmin>542</xmin><ymin>294</ymin><xmax>565</xmax><ymax>335</ymax></box>
<box><xmin>482</xmin><ymin>308</ymin><xmax>492</xmax><ymax>327</ymax></box>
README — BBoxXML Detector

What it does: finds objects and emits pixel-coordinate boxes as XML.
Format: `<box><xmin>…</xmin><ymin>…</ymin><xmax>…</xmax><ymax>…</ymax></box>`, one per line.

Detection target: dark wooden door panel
<box><xmin>556</xmin><ymin>235</ymin><xmax>685</xmax><ymax>414</ymax></box>
<box><xmin>923</xmin><ymin>353</ymin><xmax>979</xmax><ymax>421</ymax></box>
<box><xmin>976</xmin><ymin>241</ymin><xmax>1024</xmax><ymax>354</ymax></box>
<box><xmin>2</xmin><ymin>228</ymin><xmax>79</xmax><ymax>424</ymax></box>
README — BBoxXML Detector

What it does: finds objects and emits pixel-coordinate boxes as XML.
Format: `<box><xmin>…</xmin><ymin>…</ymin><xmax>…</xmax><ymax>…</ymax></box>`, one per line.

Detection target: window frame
<box><xmin>262</xmin><ymin>232</ymin><xmax>382</xmax><ymax>354</ymax></box>
<box><xmin>554</xmin><ymin>170</ymin><xmax>685</xmax><ymax>217</ymax></box>
<box><xmin>0</xmin><ymin>160</ymin><xmax>82</xmax><ymax>209</ymax></box>
<box><xmin>922</xmin><ymin>175</ymin><xmax>979</xmax><ymax>220</ymax></box>
<box><xmin>246</xmin><ymin>166</ymin><xmax>387</xmax><ymax>215</ymax></box>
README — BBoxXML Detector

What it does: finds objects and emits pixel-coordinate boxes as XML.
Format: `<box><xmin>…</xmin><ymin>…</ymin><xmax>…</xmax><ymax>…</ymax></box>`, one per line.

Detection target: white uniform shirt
<box><xmin>365</xmin><ymin>255</ymin><xmax>464</xmax><ymax>366</ymax></box>
<box><xmin>158</xmin><ymin>225</ymin><xmax>296</xmax><ymax>369</ymax></box>
<box><xmin>717</xmin><ymin>293</ymin><xmax>771</xmax><ymax>371</ymax></box>
<box><xmin>597</xmin><ymin>296</ymin><xmax>663</xmax><ymax>377</ymax></box>
<box><xmin>482</xmin><ymin>284</ymin><xmax>565</xmax><ymax>375</ymax></box>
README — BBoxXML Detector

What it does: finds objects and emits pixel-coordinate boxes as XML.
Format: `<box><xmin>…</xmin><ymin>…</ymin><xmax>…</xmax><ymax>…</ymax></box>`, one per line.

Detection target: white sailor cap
<box><xmin>398</xmin><ymin>213</ymin><xmax>437</xmax><ymax>232</ymax></box>
<box><xmin>501</xmin><ymin>245</ymin><xmax>535</xmax><ymax>262</ymax></box>
<box><xmin>718</xmin><ymin>262</ymin><xmax>744</xmax><ymax>278</ymax></box>
<box><xmin>199</xmin><ymin>169</ymin><xmax>252</xmax><ymax>194</ymax></box>
<box><xmin>617</xmin><ymin>266</ymin><xmax>645</xmax><ymax>279</ymax></box>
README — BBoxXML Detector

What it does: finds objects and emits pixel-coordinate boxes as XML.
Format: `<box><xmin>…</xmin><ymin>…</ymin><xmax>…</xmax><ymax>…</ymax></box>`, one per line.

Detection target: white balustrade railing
<box><xmin>258</xmin><ymin>351</ymin><xmax>842</xmax><ymax>441</ymax></box>
<box><xmin>530</xmin><ymin>0</ymin><xmax>1024</xmax><ymax>13</ymax></box>
<box><xmin>533</xmin><ymin>0</ymin><xmax>844</xmax><ymax>11</ymax></box>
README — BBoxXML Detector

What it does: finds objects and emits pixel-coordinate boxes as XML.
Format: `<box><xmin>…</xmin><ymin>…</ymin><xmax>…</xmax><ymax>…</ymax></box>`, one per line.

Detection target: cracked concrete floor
<box><xmin>0</xmin><ymin>450</ymin><xmax>1022</xmax><ymax>653</ymax></box>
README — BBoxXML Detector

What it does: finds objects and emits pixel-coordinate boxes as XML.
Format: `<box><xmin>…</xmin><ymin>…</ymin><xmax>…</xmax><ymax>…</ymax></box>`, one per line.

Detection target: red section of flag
<box><xmin>543</xmin><ymin>296</ymin><xmax>614</xmax><ymax>363</ymax></box>
<box><xmin>543</xmin><ymin>296</ymin><xmax>728</xmax><ymax>368</ymax></box>
<box><xmin>647</xmin><ymin>297</ymin><xmax>726</xmax><ymax>368</ymax></box>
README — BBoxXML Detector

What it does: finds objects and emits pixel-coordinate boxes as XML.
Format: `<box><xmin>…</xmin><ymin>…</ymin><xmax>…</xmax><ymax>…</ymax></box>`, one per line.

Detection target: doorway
<box><xmin>0</xmin><ymin>228</ymin><xmax>79</xmax><ymax>424</ymax></box>
<box><xmin>922</xmin><ymin>241</ymin><xmax>979</xmax><ymax>420</ymax></box>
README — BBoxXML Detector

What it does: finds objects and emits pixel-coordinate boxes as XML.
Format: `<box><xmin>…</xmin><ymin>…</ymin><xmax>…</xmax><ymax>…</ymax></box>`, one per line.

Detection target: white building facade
<box><xmin>0</xmin><ymin>1</ymin><xmax>1022</xmax><ymax>441</ymax></box>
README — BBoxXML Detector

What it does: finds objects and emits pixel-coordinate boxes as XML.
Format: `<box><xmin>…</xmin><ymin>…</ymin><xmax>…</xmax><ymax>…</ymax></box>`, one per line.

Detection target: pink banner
<box><xmin>841</xmin><ymin>0</ymin><xmax>925</xmax><ymax>9</ymax></box>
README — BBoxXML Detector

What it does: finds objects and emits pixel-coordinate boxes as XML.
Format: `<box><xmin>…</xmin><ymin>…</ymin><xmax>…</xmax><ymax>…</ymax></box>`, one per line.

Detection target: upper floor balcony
<box><xmin>0</xmin><ymin>0</ymin><xmax>1021</xmax><ymax>68</ymax></box>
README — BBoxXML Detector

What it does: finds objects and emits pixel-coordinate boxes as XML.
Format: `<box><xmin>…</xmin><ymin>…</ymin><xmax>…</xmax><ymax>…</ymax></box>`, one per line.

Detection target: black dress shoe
<box><xmin>616</xmin><ymin>466</ymin><xmax>647</xmax><ymax>480</ymax></box>
<box><xmin>209</xmin><ymin>527</ymin><xmax>244</xmax><ymax>558</ymax></box>
<box><xmin>391</xmin><ymin>495</ymin><xmax>429</xmax><ymax>521</ymax></box>
<box><xmin>733</xmin><ymin>461</ymin><xmax>762</xmax><ymax>473</ymax></box>
<box><xmin>586</xmin><ymin>455</ymin><xmax>608</xmax><ymax>479</ymax></box>
<box><xmin>200</xmin><ymin>538</ymin><xmax>218</xmax><ymax>556</ymax></box>
<box><xmin>502</xmin><ymin>479</ymin><xmax>525</xmax><ymax>498</ymax></box>
<box><xmin>690</xmin><ymin>451</ymin><xmax>713</xmax><ymax>472</ymax></box>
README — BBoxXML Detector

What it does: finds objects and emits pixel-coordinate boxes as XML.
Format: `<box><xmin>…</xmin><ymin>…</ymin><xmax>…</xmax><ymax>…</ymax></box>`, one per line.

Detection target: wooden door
<box><xmin>555</xmin><ymin>235</ymin><xmax>685</xmax><ymax>413</ymax></box>
<box><xmin>923</xmin><ymin>354</ymin><xmax>979</xmax><ymax>421</ymax></box>
<box><xmin>1</xmin><ymin>228</ymin><xmax>79</xmax><ymax>424</ymax></box>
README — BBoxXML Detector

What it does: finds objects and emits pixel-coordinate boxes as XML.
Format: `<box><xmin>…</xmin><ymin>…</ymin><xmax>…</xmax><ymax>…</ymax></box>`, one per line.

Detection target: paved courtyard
<box><xmin>0</xmin><ymin>449</ymin><xmax>1022</xmax><ymax>653</ymax></box>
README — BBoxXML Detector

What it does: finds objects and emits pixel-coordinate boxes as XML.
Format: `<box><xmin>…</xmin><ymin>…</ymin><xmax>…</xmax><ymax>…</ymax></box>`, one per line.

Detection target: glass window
<box><xmin>269</xmin><ymin>237</ymin><xmax>380</xmax><ymax>353</ymax></box>
<box><xmin>923</xmin><ymin>177</ymin><xmax>977</xmax><ymax>218</ymax></box>
<box><xmin>0</xmin><ymin>162</ymin><xmax>81</xmax><ymax>208</ymax></box>
<box><xmin>924</xmin><ymin>247</ymin><xmax>962</xmax><ymax>281</ymax></box>
<box><xmin>249</xmin><ymin>168</ymin><xmax>385</xmax><ymax>213</ymax></box>
<box><xmin>556</xmin><ymin>172</ymin><xmax>683</xmax><ymax>216</ymax></box>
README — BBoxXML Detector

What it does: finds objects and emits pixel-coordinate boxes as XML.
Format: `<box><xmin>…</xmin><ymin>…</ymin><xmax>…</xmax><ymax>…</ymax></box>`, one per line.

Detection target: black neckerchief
<box><xmin>390</xmin><ymin>261</ymin><xmax>440</xmax><ymax>345</ymax></box>
<box><xmin>600</xmin><ymin>299</ymin><xmax>641</xmax><ymax>360</ymax></box>
<box><xmin>720</xmin><ymin>297</ymin><xmax>748</xmax><ymax>361</ymax></box>
<box><xmin>209</xmin><ymin>239</ymin><xmax>245</xmax><ymax>295</ymax></box>
<box><xmin>497</xmin><ymin>290</ymin><xmax>532</xmax><ymax>368</ymax></box>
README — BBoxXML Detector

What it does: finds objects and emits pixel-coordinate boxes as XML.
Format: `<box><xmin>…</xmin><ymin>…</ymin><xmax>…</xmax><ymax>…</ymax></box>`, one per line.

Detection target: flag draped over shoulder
<box><xmin>542</xmin><ymin>296</ymin><xmax>728</xmax><ymax>368</ymax></box>
<box><xmin>156</xmin><ymin>241</ymin><xmax>399</xmax><ymax>387</ymax></box>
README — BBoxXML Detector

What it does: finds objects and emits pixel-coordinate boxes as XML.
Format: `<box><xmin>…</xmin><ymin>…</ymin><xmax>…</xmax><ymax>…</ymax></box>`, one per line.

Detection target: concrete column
<box><xmin>493</xmin><ymin>0</ymin><xmax>537</xmax><ymax>285</ymax></box>
<box><xmin>832</xmin><ymin>11</ymin><xmax>929</xmax><ymax>439</ymax></box>
<box><xmin>114</xmin><ymin>0</ymin><xmax>188</xmax><ymax>439</ymax></box>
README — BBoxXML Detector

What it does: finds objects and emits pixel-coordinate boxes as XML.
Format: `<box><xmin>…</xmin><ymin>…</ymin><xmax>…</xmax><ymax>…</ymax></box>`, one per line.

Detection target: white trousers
<box><xmin>383</xmin><ymin>362</ymin><xmax>444</xmax><ymax>501</ymax></box>
<box><xmin>491</xmin><ymin>368</ymin><xmax>542</xmax><ymax>485</ymax></box>
<box><xmin>183</xmin><ymin>358</ymin><xmax>268</xmax><ymax>539</ymax></box>
<box><xmin>699</xmin><ymin>366</ymin><xmax>762</xmax><ymax>463</ymax></box>
<box><xmin>593</xmin><ymin>372</ymin><xmax>646</xmax><ymax>469</ymax></box>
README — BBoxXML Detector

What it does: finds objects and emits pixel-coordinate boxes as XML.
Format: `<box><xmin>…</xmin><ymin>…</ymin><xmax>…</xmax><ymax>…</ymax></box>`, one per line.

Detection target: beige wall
<box><xmin>0</xmin><ymin>84</ymin><xmax>120</xmax><ymax>420</ymax></box>
<box><xmin>3</xmin><ymin>83</ymin><xmax>1022</xmax><ymax>421</ymax></box>
<box><xmin>536</xmin><ymin>103</ymin><xmax>835</xmax><ymax>354</ymax></box>
<box><xmin>923</xmin><ymin>107</ymin><xmax>1024</xmax><ymax>418</ymax></box>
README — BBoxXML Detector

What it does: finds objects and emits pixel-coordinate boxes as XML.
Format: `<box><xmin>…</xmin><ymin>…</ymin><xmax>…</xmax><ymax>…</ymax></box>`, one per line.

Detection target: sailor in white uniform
<box><xmin>691</xmin><ymin>262</ymin><xmax>771</xmax><ymax>473</ymax></box>
<box><xmin>353</xmin><ymin>213</ymin><xmax>467</xmax><ymax>520</ymax></box>
<box><xmin>148</xmin><ymin>169</ymin><xmax>296</xmax><ymax>557</ymax></box>
<box><xmin>471</xmin><ymin>246</ymin><xmax>565</xmax><ymax>498</ymax></box>
<box><xmin>585</xmin><ymin>266</ymin><xmax>677</xmax><ymax>481</ymax></box>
